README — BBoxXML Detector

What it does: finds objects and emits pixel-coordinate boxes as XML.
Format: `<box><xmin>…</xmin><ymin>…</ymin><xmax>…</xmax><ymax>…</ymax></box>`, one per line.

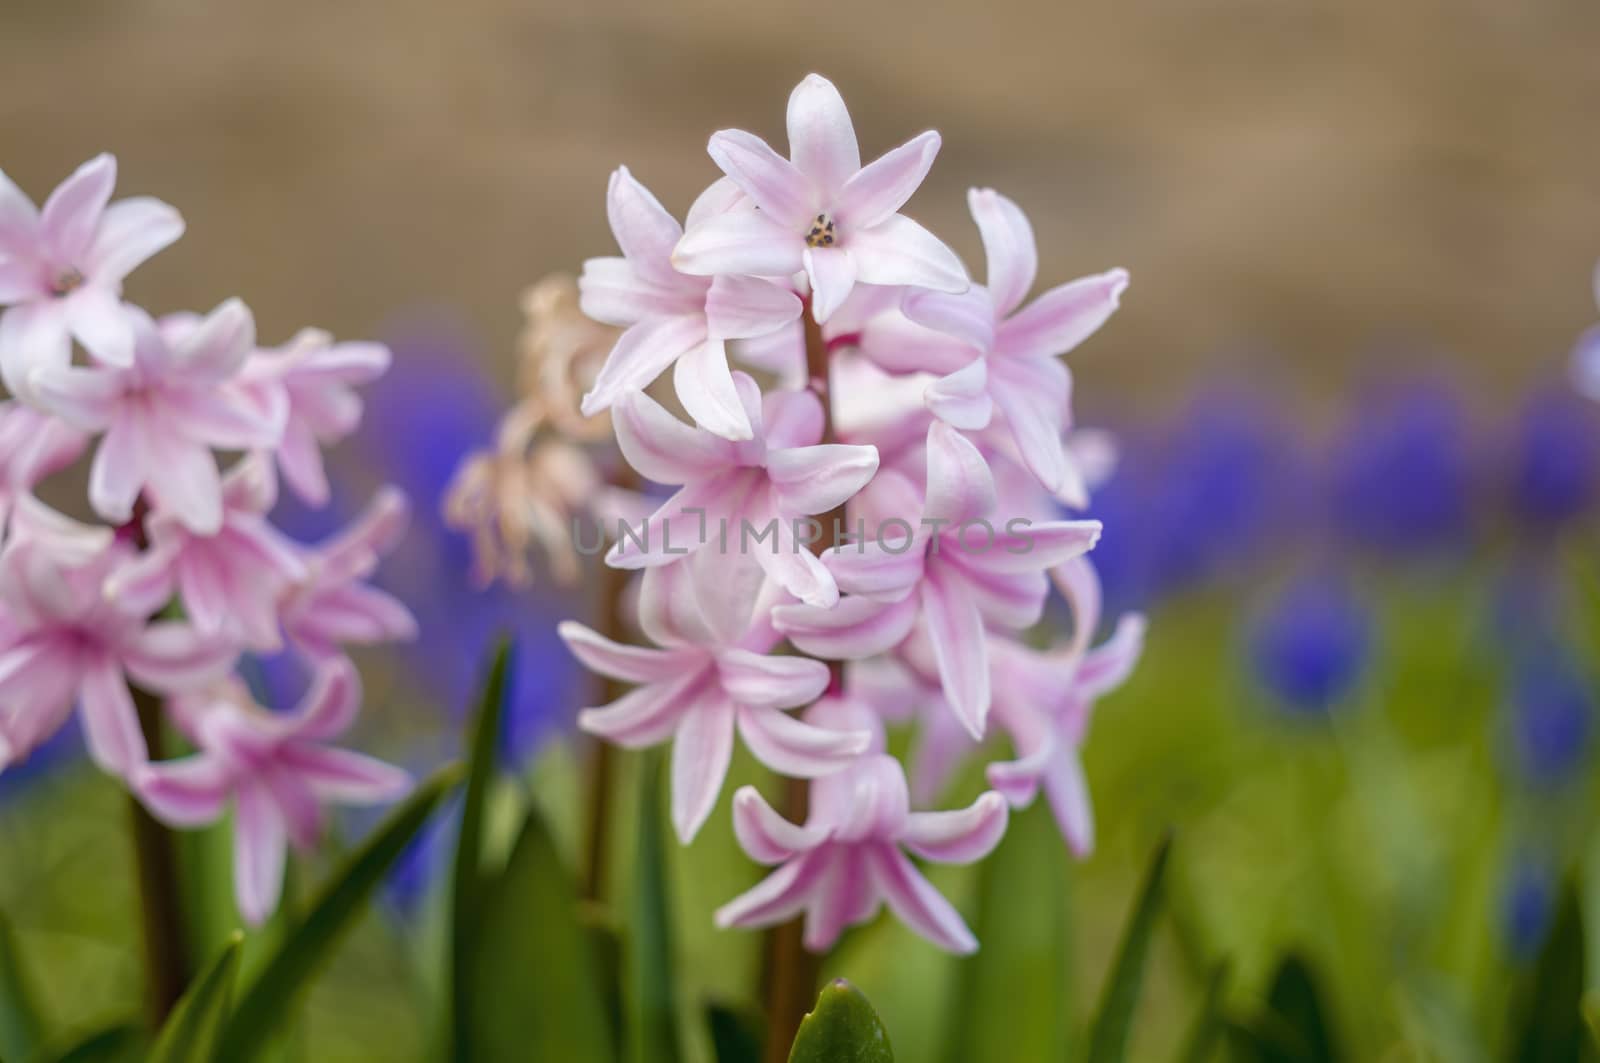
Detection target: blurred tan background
<box><xmin>4</xmin><ymin>0</ymin><xmax>1599</xmax><ymax>408</ymax></box>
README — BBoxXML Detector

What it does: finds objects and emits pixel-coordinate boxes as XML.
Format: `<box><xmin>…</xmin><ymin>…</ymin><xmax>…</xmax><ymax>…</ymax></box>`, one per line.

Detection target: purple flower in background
<box><xmin>1248</xmin><ymin>571</ymin><xmax>1372</xmax><ymax>716</ymax></box>
<box><xmin>1330</xmin><ymin>377</ymin><xmax>1472</xmax><ymax>557</ymax></box>
<box><xmin>1506</xmin><ymin>645</ymin><xmax>1592</xmax><ymax>789</ymax></box>
<box><xmin>1506</xmin><ymin>384</ymin><xmax>1598</xmax><ymax>531</ymax></box>
<box><xmin>1502</xmin><ymin>856</ymin><xmax>1554</xmax><ymax>961</ymax></box>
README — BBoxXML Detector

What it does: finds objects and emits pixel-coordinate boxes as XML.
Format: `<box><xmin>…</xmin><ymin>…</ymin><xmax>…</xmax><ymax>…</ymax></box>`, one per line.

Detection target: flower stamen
<box><xmin>804</xmin><ymin>214</ymin><xmax>836</xmax><ymax>249</ymax></box>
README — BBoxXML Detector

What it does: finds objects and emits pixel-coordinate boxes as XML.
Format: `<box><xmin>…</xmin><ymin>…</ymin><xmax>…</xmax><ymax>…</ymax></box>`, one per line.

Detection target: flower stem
<box><xmin>128</xmin><ymin>685</ymin><xmax>192</xmax><ymax>1028</ymax></box>
<box><xmin>761</xmin><ymin>305</ymin><xmax>837</xmax><ymax>1061</ymax></box>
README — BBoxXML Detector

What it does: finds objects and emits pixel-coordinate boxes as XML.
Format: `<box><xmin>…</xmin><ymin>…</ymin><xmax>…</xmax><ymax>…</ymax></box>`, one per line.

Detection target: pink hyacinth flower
<box><xmin>0</xmin><ymin>155</ymin><xmax>184</xmax><ymax>393</ymax></box>
<box><xmin>29</xmin><ymin>300</ymin><xmax>284</xmax><ymax>535</ymax></box>
<box><xmin>904</xmin><ymin>189</ymin><xmax>1128</xmax><ymax>499</ymax></box>
<box><xmin>278</xmin><ymin>487</ymin><xmax>418</xmax><ymax>659</ymax></box>
<box><xmin>240</xmin><ymin>328</ymin><xmax>391</xmax><ymax>507</ymax></box>
<box><xmin>134</xmin><ymin>657</ymin><xmax>411</xmax><ymax>925</ymax></box>
<box><xmin>715</xmin><ymin>699</ymin><xmax>1007</xmax><ymax>954</ymax></box>
<box><xmin>1571</xmin><ymin>259</ymin><xmax>1600</xmax><ymax>402</ymax></box>
<box><xmin>775</xmin><ymin>422</ymin><xmax>1101</xmax><ymax>737</ymax></box>
<box><xmin>561</xmin><ymin>556</ymin><xmax>871</xmax><ymax>842</ymax></box>
<box><xmin>0</xmin><ymin>400</ymin><xmax>87</xmax><ymax>539</ymax></box>
<box><xmin>606</xmin><ymin>372</ymin><xmax>879</xmax><ymax>608</ymax></box>
<box><xmin>107</xmin><ymin>455</ymin><xmax>307</xmax><ymax>651</ymax></box>
<box><xmin>674</xmin><ymin>74</ymin><xmax>968</xmax><ymax>324</ymax></box>
<box><xmin>579</xmin><ymin>167</ymin><xmax>802</xmax><ymax>440</ymax></box>
<box><xmin>0</xmin><ymin>531</ymin><xmax>236</xmax><ymax>776</ymax></box>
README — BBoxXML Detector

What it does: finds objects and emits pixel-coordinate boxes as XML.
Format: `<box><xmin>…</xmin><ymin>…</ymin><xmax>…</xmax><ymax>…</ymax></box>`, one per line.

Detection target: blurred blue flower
<box><xmin>1248</xmin><ymin>571</ymin><xmax>1373</xmax><ymax>716</ymax></box>
<box><xmin>1502</xmin><ymin>857</ymin><xmax>1554</xmax><ymax>961</ymax></box>
<box><xmin>1329</xmin><ymin>378</ymin><xmax>1473</xmax><ymax>557</ymax></box>
<box><xmin>1506</xmin><ymin>385</ymin><xmax>1598</xmax><ymax>530</ymax></box>
<box><xmin>1507</xmin><ymin>645</ymin><xmax>1593</xmax><ymax>788</ymax></box>
<box><xmin>0</xmin><ymin>719</ymin><xmax>81</xmax><ymax>799</ymax></box>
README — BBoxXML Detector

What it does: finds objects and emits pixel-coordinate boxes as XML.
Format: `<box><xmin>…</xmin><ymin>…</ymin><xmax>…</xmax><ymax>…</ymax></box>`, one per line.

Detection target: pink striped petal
<box><xmin>559</xmin><ymin>620</ymin><xmax>700</xmax><ymax>684</ymax></box>
<box><xmin>865</xmin><ymin>844</ymin><xmax>977</xmax><ymax>954</ymax></box>
<box><xmin>786</xmin><ymin>75</ymin><xmax>860</xmax><ymax>195</ymax></box>
<box><xmin>674</xmin><ymin>338</ymin><xmax>753</xmax><ymax>441</ymax></box>
<box><xmin>717</xmin><ymin>647</ymin><xmax>830</xmax><ymax>709</ymax></box>
<box><xmin>803</xmin><ymin>848</ymin><xmax>871</xmax><ymax>951</ymax></box>
<box><xmin>715</xmin><ymin>848</ymin><xmax>830</xmax><ymax>931</ymax></box>
<box><xmin>760</xmin><ymin>387</ymin><xmax>824</xmax><ymax>450</ymax></box>
<box><xmin>64</xmin><ymin>288</ymin><xmax>135</xmax><ymax>367</ymax></box>
<box><xmin>849</xmin><ymin>215</ymin><xmax>968</xmax><ymax>294</ymax></box>
<box><xmin>925</xmin><ymin>359</ymin><xmax>993</xmax><ymax>431</ymax></box>
<box><xmin>968</xmin><ymin>188</ymin><xmax>1037</xmax><ymax>317</ymax></box>
<box><xmin>705</xmin><ymin>274</ymin><xmax>802</xmax><ymax>341</ymax></box>
<box><xmin>580</xmin><ymin>313</ymin><xmax>706</xmax><ymax>418</ymax></box>
<box><xmin>0</xmin><ymin>304</ymin><xmax>70</xmax><ymax>401</ymax></box>
<box><xmin>737</xmin><ymin>705</ymin><xmax>870</xmax><ymax>778</ymax></box>
<box><xmin>685</xmin><ymin>177</ymin><xmax>747</xmax><ymax>230</ymax></box>
<box><xmin>730</xmin><ymin>785</ymin><xmax>826</xmax><ymax>863</ymax></box>
<box><xmin>86</xmin><ymin>196</ymin><xmax>184</xmax><ymax>285</ymax></box>
<box><xmin>607</xmin><ymin>476</ymin><xmax>744</xmax><ymax>569</ymax></box>
<box><xmin>978</xmin><ymin>519</ymin><xmax>1102</xmax><ymax>573</ymax></box>
<box><xmin>577</xmin><ymin>671</ymin><xmax>699</xmax><ymax>748</ymax></box>
<box><xmin>123</xmin><ymin>622</ymin><xmax>237</xmax><ymax>692</ymax></box>
<box><xmin>234</xmin><ymin>781</ymin><xmax>287</xmax><ymax>925</ymax></box>
<box><xmin>838</xmin><ymin>131</ymin><xmax>940</xmax><ymax>230</ymax></box>
<box><xmin>292</xmin><ymin>657</ymin><xmax>363</xmax><ymax>740</ymax></box>
<box><xmin>280</xmin><ymin>744</ymin><xmax>411</xmax><ymax>803</ymax></box>
<box><xmin>901</xmin><ymin>284</ymin><xmax>995</xmax><ymax>354</ymax></box>
<box><xmin>1076</xmin><ymin>614</ymin><xmax>1147</xmax><ymax>699</ymax></box>
<box><xmin>39</xmin><ymin>154</ymin><xmax>115</xmax><ymax>262</ymax></box>
<box><xmin>746</xmin><ymin>513</ymin><xmax>839</xmax><ymax>609</ymax></box>
<box><xmin>1043</xmin><ymin>748</ymin><xmax>1094</xmax><ymax>857</ymax></box>
<box><xmin>773</xmin><ymin>594</ymin><xmax>918</xmax><ymax>660</ymax></box>
<box><xmin>606</xmin><ymin>166</ymin><xmax>684</xmax><ymax>287</ymax></box>
<box><xmin>919</xmin><ymin>568</ymin><xmax>990</xmax><ymax>739</ymax></box>
<box><xmin>803</xmin><ymin>246</ymin><xmax>855</xmax><ymax>325</ymax></box>
<box><xmin>823</xmin><ymin>540</ymin><xmax>924</xmax><ymax>601</ymax></box>
<box><xmin>673</xmin><ymin>208</ymin><xmax>804</xmax><ymax>278</ymax></box>
<box><xmin>996</xmin><ymin>268</ymin><xmax>1128</xmax><ymax>361</ymax></box>
<box><xmin>768</xmin><ymin>443</ymin><xmax>880</xmax><ymax>516</ymax></box>
<box><xmin>671</xmin><ymin>696</ymin><xmax>737</xmax><ymax>842</ymax></box>
<box><xmin>902</xmin><ymin>792</ymin><xmax>1008</xmax><ymax>863</ymax></box>
<box><xmin>135</xmin><ymin>756</ymin><xmax>231</xmax><ymax>827</ymax></box>
<box><xmin>78</xmin><ymin>655</ymin><xmax>146</xmax><ymax>775</ymax></box>
<box><xmin>613</xmin><ymin>388</ymin><xmax>737</xmax><ymax>485</ymax></box>
<box><xmin>924</xmin><ymin>421</ymin><xmax>996</xmax><ymax>528</ymax></box>
<box><xmin>173</xmin><ymin>298</ymin><xmax>255</xmax><ymax>380</ymax></box>
<box><xmin>708</xmin><ymin>130</ymin><xmax>814</xmax><ymax>227</ymax></box>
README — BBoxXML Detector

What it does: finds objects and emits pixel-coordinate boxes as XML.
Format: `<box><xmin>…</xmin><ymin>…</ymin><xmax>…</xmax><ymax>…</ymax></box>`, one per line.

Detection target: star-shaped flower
<box><xmin>674</xmin><ymin>74</ymin><xmax>968</xmax><ymax>323</ymax></box>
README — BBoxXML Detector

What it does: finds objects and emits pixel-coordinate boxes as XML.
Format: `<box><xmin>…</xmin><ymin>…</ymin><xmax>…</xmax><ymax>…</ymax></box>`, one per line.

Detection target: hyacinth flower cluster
<box><xmin>555</xmin><ymin>74</ymin><xmax>1145</xmax><ymax>954</ymax></box>
<box><xmin>0</xmin><ymin>156</ymin><xmax>415</xmax><ymax>924</ymax></box>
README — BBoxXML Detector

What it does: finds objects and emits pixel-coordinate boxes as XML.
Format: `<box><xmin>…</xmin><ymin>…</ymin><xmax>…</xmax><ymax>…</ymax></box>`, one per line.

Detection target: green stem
<box><xmin>129</xmin><ymin>685</ymin><xmax>192</xmax><ymax>1028</ymax></box>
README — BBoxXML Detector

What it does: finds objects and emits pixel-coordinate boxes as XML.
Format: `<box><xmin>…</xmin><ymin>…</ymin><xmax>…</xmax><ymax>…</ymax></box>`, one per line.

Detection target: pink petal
<box><xmin>175</xmin><ymin>549</ymin><xmax>231</xmax><ymax>632</ymax></box>
<box><xmin>581</xmin><ymin>313</ymin><xmax>707</xmax><ymax>417</ymax></box>
<box><xmin>767</xmin><ymin>443</ymin><xmax>879</xmax><ymax>517</ymax></box>
<box><xmin>745</xmin><ymin>505</ymin><xmax>840</xmax><ymax>608</ymax></box>
<box><xmin>687</xmin><ymin>544</ymin><xmax>769</xmax><ymax>647</ymax></box>
<box><xmin>737</xmin><ymin>705</ymin><xmax>870</xmax><ymax>778</ymax></box>
<box><xmin>714</xmin><ymin>848</ymin><xmax>830</xmax><ymax>930</ymax></box>
<box><xmin>978</xmin><ymin>519</ymin><xmax>1102</xmax><ymax>573</ymax></box>
<box><xmin>673</xmin><ymin>208</ymin><xmax>805</xmax><ymax>278</ymax></box>
<box><xmin>1043</xmin><ymin>748</ymin><xmax>1094</xmax><ymax>857</ymax></box>
<box><xmin>613</xmin><ymin>389</ymin><xmax>737</xmax><ymax>485</ymax></box>
<box><xmin>902</xmin><ymin>792</ymin><xmax>1008</xmax><ymax>863</ymax></box>
<box><xmin>1076</xmin><ymin>614</ymin><xmax>1148</xmax><ymax>699</ymax></box>
<box><xmin>674</xmin><ymin>338</ymin><xmax>753</xmax><ymax>441</ymax></box>
<box><xmin>925</xmin><ymin>359</ymin><xmax>993</xmax><ymax>431</ymax></box>
<box><xmin>803</xmin><ymin>848</ymin><xmax>870</xmax><ymax>952</ymax></box>
<box><xmin>803</xmin><ymin>246</ymin><xmax>856</xmax><ymax>325</ymax></box>
<box><xmin>280</xmin><ymin>743</ymin><xmax>411</xmax><ymax>804</ymax></box>
<box><xmin>984</xmin><ymin>701</ymin><xmax>1057</xmax><ymax>807</ymax></box>
<box><xmin>919</xmin><ymin>568</ymin><xmax>990</xmax><ymax>739</ymax></box>
<box><xmin>234</xmin><ymin>781</ymin><xmax>288</xmax><ymax>925</ymax></box>
<box><xmin>144</xmin><ymin>432</ymin><xmax>224</xmax><ymax>536</ymax></box>
<box><xmin>968</xmin><ymin>188</ymin><xmax>1038</xmax><ymax>317</ymax></box>
<box><xmin>1051</xmin><ymin>557</ymin><xmax>1101</xmax><ymax>658</ymax></box>
<box><xmin>989</xmin><ymin>357</ymin><xmax>1071</xmax><ymax>491</ymax></box>
<box><xmin>123</xmin><ymin>621</ymin><xmax>237</xmax><ymax>692</ymax></box>
<box><xmin>85</xmin><ymin>196</ymin><xmax>184</xmax><ymax>285</ymax></box>
<box><xmin>685</xmin><ymin>176</ymin><xmax>747</xmax><ymax>230</ymax></box>
<box><xmin>773</xmin><ymin>594</ymin><xmax>919</xmax><ymax>660</ymax></box>
<box><xmin>707</xmin><ymin>130</ymin><xmax>814</xmax><ymax>227</ymax></box>
<box><xmin>103</xmin><ymin>538</ymin><xmax>179</xmax><ymax>616</ymax></box>
<box><xmin>135</xmin><ymin>756</ymin><xmax>232</xmax><ymax>827</ymax></box>
<box><xmin>173</xmin><ymin>298</ymin><xmax>255</xmax><ymax>381</ymax></box>
<box><xmin>856</xmin><ymin>310</ymin><xmax>978</xmax><ymax>376</ymax></box>
<box><xmin>717</xmin><ymin>647</ymin><xmax>830</xmax><ymax>709</ymax></box>
<box><xmin>940</xmin><ymin>557</ymin><xmax>1047</xmax><ymax>629</ymax></box>
<box><xmin>637</xmin><ymin>558</ymin><xmax>718</xmax><ymax>648</ymax></box>
<box><xmin>848</xmin><ymin>215</ymin><xmax>968</xmax><ymax>294</ymax></box>
<box><xmin>40</xmin><ymin>154</ymin><xmax>116</xmax><ymax>263</ymax></box>
<box><xmin>0</xmin><ymin>260</ymin><xmax>42</xmax><ymax>303</ymax></box>
<box><xmin>577</xmin><ymin>671</ymin><xmax>698</xmax><ymax>748</ymax></box>
<box><xmin>64</xmin><ymin>288</ymin><xmax>136</xmax><ymax>366</ymax></box>
<box><xmin>865</xmin><ymin>844</ymin><xmax>978</xmax><ymax>954</ymax></box>
<box><xmin>760</xmin><ymin>387</ymin><xmax>824</xmax><ymax>450</ymax></box>
<box><xmin>292</xmin><ymin>656</ymin><xmax>364</xmax><ymax>740</ymax></box>
<box><xmin>30</xmin><ymin>365</ymin><xmax>123</xmax><ymax>430</ymax></box>
<box><xmin>923</xmin><ymin>421</ymin><xmax>997</xmax><ymax>528</ymax></box>
<box><xmin>838</xmin><ymin>131</ymin><xmax>940</xmax><ymax>230</ymax></box>
<box><xmin>78</xmin><ymin>654</ymin><xmax>147</xmax><ymax>776</ymax></box>
<box><xmin>670</xmin><ymin>696</ymin><xmax>737</xmax><ymax>842</ymax></box>
<box><xmin>165</xmin><ymin>386</ymin><xmax>284</xmax><ymax>450</ymax></box>
<box><xmin>606</xmin><ymin>166</ymin><xmax>684</xmax><ymax>287</ymax></box>
<box><xmin>996</xmin><ymin>268</ymin><xmax>1128</xmax><ymax>361</ymax></box>
<box><xmin>705</xmin><ymin>274</ymin><xmax>802</xmax><ymax>341</ymax></box>
<box><xmin>559</xmin><ymin>621</ymin><xmax>699</xmax><ymax>684</ymax></box>
<box><xmin>823</xmin><ymin>540</ymin><xmax>924</xmax><ymax>601</ymax></box>
<box><xmin>606</xmin><ymin>476</ymin><xmax>743</xmax><ymax>569</ymax></box>
<box><xmin>276</xmin><ymin>417</ymin><xmax>329</xmax><ymax>506</ymax></box>
<box><xmin>901</xmin><ymin>285</ymin><xmax>995</xmax><ymax>354</ymax></box>
<box><xmin>786</xmin><ymin>74</ymin><xmax>860</xmax><ymax>195</ymax></box>
<box><xmin>730</xmin><ymin>785</ymin><xmax>826</xmax><ymax>863</ymax></box>
<box><xmin>0</xmin><ymin>303</ymin><xmax>71</xmax><ymax>400</ymax></box>
<box><xmin>907</xmin><ymin>708</ymin><xmax>977</xmax><ymax>806</ymax></box>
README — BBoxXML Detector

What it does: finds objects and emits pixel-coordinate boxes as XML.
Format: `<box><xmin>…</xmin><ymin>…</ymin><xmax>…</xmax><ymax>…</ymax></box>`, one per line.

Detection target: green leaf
<box><xmin>0</xmin><ymin>911</ymin><xmax>45</xmax><ymax>1063</ymax></box>
<box><xmin>148</xmin><ymin>933</ymin><xmax>243</xmax><ymax>1063</ymax></box>
<box><xmin>450</xmin><ymin>639</ymin><xmax>513</xmax><ymax>1061</ymax></box>
<box><xmin>788</xmin><ymin>979</ymin><xmax>893</xmax><ymax>1063</ymax></box>
<box><xmin>1086</xmin><ymin>832</ymin><xmax>1173</xmax><ymax>1063</ymax></box>
<box><xmin>464</xmin><ymin>807</ymin><xmax>618</xmax><ymax>1062</ymax></box>
<box><xmin>706</xmin><ymin>1002</ymin><xmax>762</xmax><ymax>1063</ymax></box>
<box><xmin>1177</xmin><ymin>961</ymin><xmax>1230</xmax><ymax>1063</ymax></box>
<box><xmin>627</xmin><ymin>751</ymin><xmax>681</xmax><ymax>1063</ymax></box>
<box><xmin>1261</xmin><ymin>953</ymin><xmax>1340</xmax><ymax>1063</ymax></box>
<box><xmin>42</xmin><ymin>1021</ymin><xmax>145</xmax><ymax>1063</ymax></box>
<box><xmin>942</xmin><ymin>800</ymin><xmax>1070</xmax><ymax>1063</ymax></box>
<box><xmin>1509</xmin><ymin>883</ymin><xmax>1595</xmax><ymax>1063</ymax></box>
<box><xmin>213</xmin><ymin>763</ymin><xmax>463</xmax><ymax>1062</ymax></box>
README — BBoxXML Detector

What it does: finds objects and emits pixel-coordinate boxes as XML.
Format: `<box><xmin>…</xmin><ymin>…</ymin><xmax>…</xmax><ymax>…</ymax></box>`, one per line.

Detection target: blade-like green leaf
<box><xmin>942</xmin><ymin>800</ymin><xmax>1069</xmax><ymax>1063</ymax></box>
<box><xmin>43</xmin><ymin>1021</ymin><xmax>145</xmax><ymax>1063</ymax></box>
<box><xmin>465</xmin><ymin>806</ymin><xmax>617</xmax><ymax>1062</ymax></box>
<box><xmin>213</xmin><ymin>764</ymin><xmax>462</xmax><ymax>1062</ymax></box>
<box><xmin>450</xmin><ymin>639</ymin><xmax>513</xmax><ymax>1061</ymax></box>
<box><xmin>1262</xmin><ymin>953</ymin><xmax>1340</xmax><ymax>1063</ymax></box>
<box><xmin>1177</xmin><ymin>961</ymin><xmax>1230</xmax><ymax>1063</ymax></box>
<box><xmin>627</xmin><ymin>751</ymin><xmax>681</xmax><ymax>1063</ymax></box>
<box><xmin>148</xmin><ymin>933</ymin><xmax>243</xmax><ymax>1063</ymax></box>
<box><xmin>788</xmin><ymin>979</ymin><xmax>893</xmax><ymax>1063</ymax></box>
<box><xmin>706</xmin><ymin>1002</ymin><xmax>762</xmax><ymax>1063</ymax></box>
<box><xmin>0</xmin><ymin>911</ymin><xmax>45</xmax><ymax>1063</ymax></box>
<box><xmin>1510</xmin><ymin>883</ymin><xmax>1592</xmax><ymax>1063</ymax></box>
<box><xmin>1087</xmin><ymin>832</ymin><xmax>1174</xmax><ymax>1063</ymax></box>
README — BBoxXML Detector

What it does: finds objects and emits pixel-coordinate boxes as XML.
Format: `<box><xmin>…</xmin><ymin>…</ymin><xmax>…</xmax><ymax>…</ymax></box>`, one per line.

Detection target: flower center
<box><xmin>50</xmin><ymin>267</ymin><xmax>85</xmax><ymax>297</ymax></box>
<box><xmin>804</xmin><ymin>213</ymin><xmax>837</xmax><ymax>249</ymax></box>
